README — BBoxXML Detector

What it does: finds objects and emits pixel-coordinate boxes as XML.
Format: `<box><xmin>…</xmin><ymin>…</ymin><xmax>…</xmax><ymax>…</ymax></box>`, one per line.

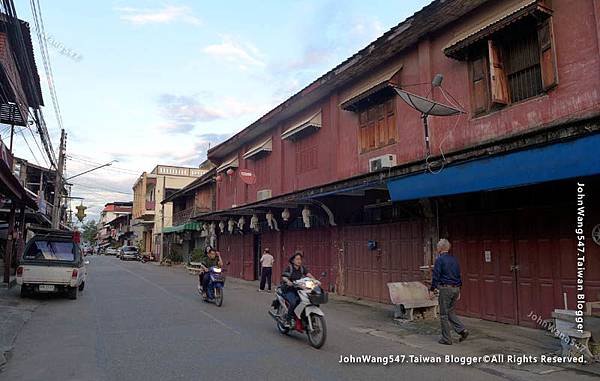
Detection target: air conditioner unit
<box><xmin>369</xmin><ymin>154</ymin><xmax>397</xmax><ymax>172</ymax></box>
<box><xmin>257</xmin><ymin>189</ymin><xmax>272</xmax><ymax>201</ymax></box>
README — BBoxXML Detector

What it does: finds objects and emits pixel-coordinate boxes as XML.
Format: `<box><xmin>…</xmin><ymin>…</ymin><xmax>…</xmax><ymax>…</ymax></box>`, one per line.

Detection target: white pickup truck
<box><xmin>17</xmin><ymin>229</ymin><xmax>87</xmax><ymax>300</ymax></box>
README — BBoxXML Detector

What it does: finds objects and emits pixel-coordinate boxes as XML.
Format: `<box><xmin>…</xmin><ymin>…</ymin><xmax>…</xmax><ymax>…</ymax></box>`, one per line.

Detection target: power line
<box><xmin>29</xmin><ymin>0</ymin><xmax>64</xmax><ymax>132</ymax></box>
<box><xmin>0</xmin><ymin>1</ymin><xmax>57</xmax><ymax>167</ymax></box>
<box><xmin>66</xmin><ymin>154</ymin><xmax>140</xmax><ymax>175</ymax></box>
<box><xmin>70</xmin><ymin>182</ymin><xmax>132</xmax><ymax>196</ymax></box>
<box><xmin>18</xmin><ymin>128</ymin><xmax>41</xmax><ymax>165</ymax></box>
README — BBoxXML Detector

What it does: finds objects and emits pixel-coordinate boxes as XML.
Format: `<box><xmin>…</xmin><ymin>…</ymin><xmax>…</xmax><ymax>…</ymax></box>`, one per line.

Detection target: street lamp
<box><xmin>66</xmin><ymin>160</ymin><xmax>117</xmax><ymax>180</ymax></box>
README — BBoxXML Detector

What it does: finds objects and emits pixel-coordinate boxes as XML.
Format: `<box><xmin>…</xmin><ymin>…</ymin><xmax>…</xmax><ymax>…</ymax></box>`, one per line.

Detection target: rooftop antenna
<box><xmin>393</xmin><ymin>74</ymin><xmax>464</xmax><ymax>159</ymax></box>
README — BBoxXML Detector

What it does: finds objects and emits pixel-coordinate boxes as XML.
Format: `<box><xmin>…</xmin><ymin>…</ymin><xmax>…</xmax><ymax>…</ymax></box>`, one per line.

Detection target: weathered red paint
<box><xmin>446</xmin><ymin>196</ymin><xmax>600</xmax><ymax>327</ymax></box>
<box><xmin>342</xmin><ymin>222</ymin><xmax>424</xmax><ymax>303</ymax></box>
<box><xmin>212</xmin><ymin>0</ymin><xmax>600</xmax><ymax>211</ymax></box>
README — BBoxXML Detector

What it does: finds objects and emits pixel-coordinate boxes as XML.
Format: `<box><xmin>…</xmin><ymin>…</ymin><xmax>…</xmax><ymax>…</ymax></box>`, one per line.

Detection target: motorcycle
<box><xmin>140</xmin><ymin>253</ymin><xmax>155</xmax><ymax>263</ymax></box>
<box><xmin>268</xmin><ymin>277</ymin><xmax>328</xmax><ymax>349</ymax></box>
<box><xmin>197</xmin><ymin>265</ymin><xmax>225</xmax><ymax>307</ymax></box>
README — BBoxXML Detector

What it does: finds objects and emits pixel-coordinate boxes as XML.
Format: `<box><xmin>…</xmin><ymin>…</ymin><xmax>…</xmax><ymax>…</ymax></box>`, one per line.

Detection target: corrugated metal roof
<box><xmin>216</xmin><ymin>156</ymin><xmax>239</xmax><ymax>173</ymax></box>
<box><xmin>281</xmin><ymin>111</ymin><xmax>322</xmax><ymax>140</ymax></box>
<box><xmin>243</xmin><ymin>137</ymin><xmax>272</xmax><ymax>160</ymax></box>
<box><xmin>340</xmin><ymin>63</ymin><xmax>403</xmax><ymax>110</ymax></box>
<box><xmin>443</xmin><ymin>0</ymin><xmax>551</xmax><ymax>59</ymax></box>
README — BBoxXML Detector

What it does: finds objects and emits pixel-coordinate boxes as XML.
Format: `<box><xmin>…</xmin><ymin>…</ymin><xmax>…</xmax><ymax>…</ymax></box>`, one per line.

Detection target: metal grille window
<box><xmin>502</xmin><ymin>23</ymin><xmax>543</xmax><ymax>103</ymax></box>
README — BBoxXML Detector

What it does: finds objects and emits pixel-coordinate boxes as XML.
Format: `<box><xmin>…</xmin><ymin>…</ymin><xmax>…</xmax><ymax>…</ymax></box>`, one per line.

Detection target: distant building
<box><xmin>132</xmin><ymin>165</ymin><xmax>206</xmax><ymax>259</ymax></box>
<box><xmin>160</xmin><ymin>162</ymin><xmax>216</xmax><ymax>262</ymax></box>
<box><xmin>97</xmin><ymin>202</ymin><xmax>133</xmax><ymax>249</ymax></box>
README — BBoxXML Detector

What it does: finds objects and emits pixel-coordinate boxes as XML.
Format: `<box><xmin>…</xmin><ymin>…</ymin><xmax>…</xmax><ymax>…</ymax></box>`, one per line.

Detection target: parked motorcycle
<box><xmin>197</xmin><ymin>265</ymin><xmax>225</xmax><ymax>307</ymax></box>
<box><xmin>268</xmin><ymin>277</ymin><xmax>328</xmax><ymax>349</ymax></box>
<box><xmin>140</xmin><ymin>253</ymin><xmax>155</xmax><ymax>263</ymax></box>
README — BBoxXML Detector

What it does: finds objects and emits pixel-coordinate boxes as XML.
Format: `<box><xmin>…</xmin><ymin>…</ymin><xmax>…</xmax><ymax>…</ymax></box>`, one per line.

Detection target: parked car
<box><xmin>119</xmin><ymin>246</ymin><xmax>140</xmax><ymax>261</ymax></box>
<box><xmin>105</xmin><ymin>247</ymin><xmax>118</xmax><ymax>256</ymax></box>
<box><xmin>17</xmin><ymin>228</ymin><xmax>87</xmax><ymax>299</ymax></box>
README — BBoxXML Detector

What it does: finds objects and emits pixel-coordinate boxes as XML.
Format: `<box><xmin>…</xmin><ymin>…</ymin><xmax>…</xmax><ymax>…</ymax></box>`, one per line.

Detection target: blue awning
<box><xmin>387</xmin><ymin>134</ymin><xmax>600</xmax><ymax>202</ymax></box>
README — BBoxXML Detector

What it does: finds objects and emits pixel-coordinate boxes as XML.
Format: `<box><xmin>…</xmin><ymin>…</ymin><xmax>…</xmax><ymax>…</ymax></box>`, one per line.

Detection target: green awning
<box><xmin>162</xmin><ymin>222</ymin><xmax>201</xmax><ymax>234</ymax></box>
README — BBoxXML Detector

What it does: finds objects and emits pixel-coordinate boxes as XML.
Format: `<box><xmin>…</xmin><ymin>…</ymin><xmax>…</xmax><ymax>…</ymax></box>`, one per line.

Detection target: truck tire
<box><xmin>20</xmin><ymin>285</ymin><xmax>29</xmax><ymax>298</ymax></box>
<box><xmin>78</xmin><ymin>281</ymin><xmax>85</xmax><ymax>292</ymax></box>
<box><xmin>67</xmin><ymin>286</ymin><xmax>78</xmax><ymax>300</ymax></box>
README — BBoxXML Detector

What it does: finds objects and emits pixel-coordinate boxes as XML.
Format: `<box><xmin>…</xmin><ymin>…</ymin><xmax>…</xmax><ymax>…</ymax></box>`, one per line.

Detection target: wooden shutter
<box><xmin>488</xmin><ymin>40</ymin><xmax>510</xmax><ymax>105</ymax></box>
<box><xmin>537</xmin><ymin>18</ymin><xmax>558</xmax><ymax>90</ymax></box>
<box><xmin>470</xmin><ymin>55</ymin><xmax>489</xmax><ymax>114</ymax></box>
<box><xmin>386</xmin><ymin>99</ymin><xmax>396</xmax><ymax>143</ymax></box>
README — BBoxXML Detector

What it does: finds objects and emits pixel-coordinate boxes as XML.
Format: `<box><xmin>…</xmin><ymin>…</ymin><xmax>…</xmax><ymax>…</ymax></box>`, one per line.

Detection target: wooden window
<box><xmin>295</xmin><ymin>140</ymin><xmax>318</xmax><ymax>175</ymax></box>
<box><xmin>358</xmin><ymin>98</ymin><xmax>396</xmax><ymax>153</ymax></box>
<box><xmin>468</xmin><ymin>17</ymin><xmax>556</xmax><ymax>114</ymax></box>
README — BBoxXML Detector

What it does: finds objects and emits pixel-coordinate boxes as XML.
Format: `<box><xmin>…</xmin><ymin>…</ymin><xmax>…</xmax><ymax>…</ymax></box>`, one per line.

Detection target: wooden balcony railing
<box><xmin>173</xmin><ymin>206</ymin><xmax>211</xmax><ymax>226</ymax></box>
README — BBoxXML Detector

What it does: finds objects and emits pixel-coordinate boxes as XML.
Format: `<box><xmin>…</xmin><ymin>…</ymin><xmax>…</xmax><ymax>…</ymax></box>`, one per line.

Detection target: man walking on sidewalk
<box><xmin>429</xmin><ymin>239</ymin><xmax>469</xmax><ymax>345</ymax></box>
<box><xmin>259</xmin><ymin>248</ymin><xmax>274</xmax><ymax>292</ymax></box>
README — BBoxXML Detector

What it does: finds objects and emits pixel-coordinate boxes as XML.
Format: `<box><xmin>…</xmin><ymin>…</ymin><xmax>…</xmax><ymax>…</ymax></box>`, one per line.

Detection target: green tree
<box><xmin>82</xmin><ymin>219</ymin><xmax>98</xmax><ymax>245</ymax></box>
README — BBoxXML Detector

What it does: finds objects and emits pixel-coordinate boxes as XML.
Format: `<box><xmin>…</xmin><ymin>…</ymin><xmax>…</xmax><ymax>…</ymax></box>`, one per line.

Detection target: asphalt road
<box><xmin>2</xmin><ymin>256</ymin><xmax>596</xmax><ymax>381</ymax></box>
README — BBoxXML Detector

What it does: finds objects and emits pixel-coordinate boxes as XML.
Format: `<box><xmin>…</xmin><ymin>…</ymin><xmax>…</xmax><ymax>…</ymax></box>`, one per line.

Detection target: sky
<box><xmin>10</xmin><ymin>0</ymin><xmax>431</xmax><ymax>222</ymax></box>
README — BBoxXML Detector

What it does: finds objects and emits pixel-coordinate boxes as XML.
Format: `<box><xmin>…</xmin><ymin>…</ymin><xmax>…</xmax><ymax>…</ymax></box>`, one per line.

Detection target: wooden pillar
<box><xmin>3</xmin><ymin>203</ymin><xmax>16</xmax><ymax>284</ymax></box>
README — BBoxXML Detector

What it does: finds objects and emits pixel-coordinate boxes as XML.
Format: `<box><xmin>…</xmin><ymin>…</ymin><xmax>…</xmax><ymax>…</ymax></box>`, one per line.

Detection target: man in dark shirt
<box><xmin>429</xmin><ymin>239</ymin><xmax>468</xmax><ymax>345</ymax></box>
<box><xmin>281</xmin><ymin>251</ymin><xmax>314</xmax><ymax>327</ymax></box>
<box><xmin>198</xmin><ymin>248</ymin><xmax>223</xmax><ymax>297</ymax></box>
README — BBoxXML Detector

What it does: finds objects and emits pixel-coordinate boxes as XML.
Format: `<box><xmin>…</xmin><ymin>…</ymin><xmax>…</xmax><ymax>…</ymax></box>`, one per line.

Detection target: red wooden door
<box><xmin>448</xmin><ymin>213</ymin><xmax>518</xmax><ymax>324</ymax></box>
<box><xmin>282</xmin><ymin>228</ymin><xmax>333</xmax><ymax>292</ymax></box>
<box><xmin>513</xmin><ymin>207</ymin><xmax>582</xmax><ymax>327</ymax></box>
<box><xmin>342</xmin><ymin>221</ymin><xmax>423</xmax><ymax>303</ymax></box>
<box><xmin>221</xmin><ymin>234</ymin><xmax>247</xmax><ymax>280</ymax></box>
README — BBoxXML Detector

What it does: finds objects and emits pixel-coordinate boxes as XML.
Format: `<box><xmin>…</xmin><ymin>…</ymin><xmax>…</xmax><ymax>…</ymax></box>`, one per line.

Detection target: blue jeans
<box><xmin>284</xmin><ymin>289</ymin><xmax>300</xmax><ymax>319</ymax></box>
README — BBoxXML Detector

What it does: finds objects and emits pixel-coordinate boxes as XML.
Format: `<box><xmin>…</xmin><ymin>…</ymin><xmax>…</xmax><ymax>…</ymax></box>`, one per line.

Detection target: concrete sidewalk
<box><xmin>0</xmin><ymin>287</ymin><xmax>40</xmax><ymax>370</ymax></box>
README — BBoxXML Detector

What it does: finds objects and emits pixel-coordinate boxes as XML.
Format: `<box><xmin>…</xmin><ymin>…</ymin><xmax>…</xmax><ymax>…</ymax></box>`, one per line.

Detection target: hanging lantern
<box><xmin>227</xmin><ymin>219</ymin><xmax>235</xmax><ymax>234</ymax></box>
<box><xmin>266</xmin><ymin>210</ymin><xmax>279</xmax><ymax>231</ymax></box>
<box><xmin>250</xmin><ymin>214</ymin><xmax>259</xmax><ymax>232</ymax></box>
<box><xmin>282</xmin><ymin>208</ymin><xmax>290</xmax><ymax>222</ymax></box>
<box><xmin>219</xmin><ymin>221</ymin><xmax>225</xmax><ymax>234</ymax></box>
<box><xmin>215</xmin><ymin>174</ymin><xmax>223</xmax><ymax>183</ymax></box>
<box><xmin>76</xmin><ymin>203</ymin><xmax>87</xmax><ymax>222</ymax></box>
<box><xmin>237</xmin><ymin>216</ymin><xmax>245</xmax><ymax>232</ymax></box>
<box><xmin>302</xmin><ymin>206</ymin><xmax>311</xmax><ymax>229</ymax></box>
<box><xmin>226</xmin><ymin>168</ymin><xmax>235</xmax><ymax>176</ymax></box>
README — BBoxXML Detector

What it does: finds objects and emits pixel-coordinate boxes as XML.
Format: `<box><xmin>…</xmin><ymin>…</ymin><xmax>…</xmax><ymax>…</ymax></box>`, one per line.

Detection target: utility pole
<box><xmin>52</xmin><ymin>129</ymin><xmax>66</xmax><ymax>229</ymax></box>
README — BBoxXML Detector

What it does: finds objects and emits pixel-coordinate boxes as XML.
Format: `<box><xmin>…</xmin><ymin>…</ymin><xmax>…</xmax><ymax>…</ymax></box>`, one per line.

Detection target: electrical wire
<box><xmin>66</xmin><ymin>154</ymin><xmax>140</xmax><ymax>175</ymax></box>
<box><xmin>70</xmin><ymin>182</ymin><xmax>132</xmax><ymax>196</ymax></box>
<box><xmin>425</xmin><ymin>85</ymin><xmax>469</xmax><ymax>174</ymax></box>
<box><xmin>1</xmin><ymin>0</ymin><xmax>57</xmax><ymax>167</ymax></box>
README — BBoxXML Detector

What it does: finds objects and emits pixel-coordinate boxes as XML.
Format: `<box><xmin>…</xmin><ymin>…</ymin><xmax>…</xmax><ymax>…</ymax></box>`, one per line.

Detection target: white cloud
<box><xmin>116</xmin><ymin>5</ymin><xmax>201</xmax><ymax>26</ymax></box>
<box><xmin>203</xmin><ymin>36</ymin><xmax>265</xmax><ymax>69</ymax></box>
<box><xmin>156</xmin><ymin>93</ymin><xmax>270</xmax><ymax>133</ymax></box>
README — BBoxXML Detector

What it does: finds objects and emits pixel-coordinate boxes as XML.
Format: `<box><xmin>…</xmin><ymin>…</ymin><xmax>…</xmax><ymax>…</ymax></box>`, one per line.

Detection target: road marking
<box><xmin>115</xmin><ymin>262</ymin><xmax>241</xmax><ymax>335</ymax></box>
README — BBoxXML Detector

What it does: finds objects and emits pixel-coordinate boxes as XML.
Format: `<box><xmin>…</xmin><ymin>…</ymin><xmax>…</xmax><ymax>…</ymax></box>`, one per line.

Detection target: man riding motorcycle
<box><xmin>281</xmin><ymin>251</ymin><xmax>315</xmax><ymax>327</ymax></box>
<box><xmin>198</xmin><ymin>247</ymin><xmax>223</xmax><ymax>297</ymax></box>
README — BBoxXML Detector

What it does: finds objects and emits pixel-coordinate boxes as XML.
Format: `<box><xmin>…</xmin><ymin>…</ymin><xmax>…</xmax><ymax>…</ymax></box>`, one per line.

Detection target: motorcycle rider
<box><xmin>281</xmin><ymin>251</ymin><xmax>315</xmax><ymax>327</ymax></box>
<box><xmin>199</xmin><ymin>247</ymin><xmax>223</xmax><ymax>298</ymax></box>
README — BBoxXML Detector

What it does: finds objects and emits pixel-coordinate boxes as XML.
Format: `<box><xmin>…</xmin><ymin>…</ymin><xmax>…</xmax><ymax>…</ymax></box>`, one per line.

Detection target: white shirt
<box><xmin>260</xmin><ymin>253</ymin><xmax>274</xmax><ymax>268</ymax></box>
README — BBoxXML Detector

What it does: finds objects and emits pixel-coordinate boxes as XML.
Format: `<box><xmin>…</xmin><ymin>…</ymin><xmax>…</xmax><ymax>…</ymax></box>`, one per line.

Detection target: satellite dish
<box><xmin>391</xmin><ymin>79</ymin><xmax>464</xmax><ymax>158</ymax></box>
<box><xmin>393</xmin><ymin>88</ymin><xmax>461</xmax><ymax>117</ymax></box>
